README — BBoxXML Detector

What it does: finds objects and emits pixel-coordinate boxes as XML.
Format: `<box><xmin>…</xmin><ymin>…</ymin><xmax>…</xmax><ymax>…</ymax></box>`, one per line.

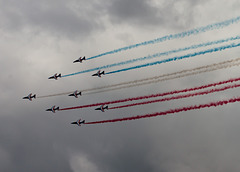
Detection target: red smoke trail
<box><xmin>85</xmin><ymin>97</ymin><xmax>240</xmax><ymax>125</ymax></box>
<box><xmin>59</xmin><ymin>77</ymin><xmax>240</xmax><ymax>111</ymax></box>
<box><xmin>109</xmin><ymin>83</ymin><xmax>240</xmax><ymax>110</ymax></box>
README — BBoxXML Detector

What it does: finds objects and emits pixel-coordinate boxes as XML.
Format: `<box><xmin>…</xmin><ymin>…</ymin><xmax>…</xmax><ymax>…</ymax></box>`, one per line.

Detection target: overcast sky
<box><xmin>0</xmin><ymin>0</ymin><xmax>240</xmax><ymax>171</ymax></box>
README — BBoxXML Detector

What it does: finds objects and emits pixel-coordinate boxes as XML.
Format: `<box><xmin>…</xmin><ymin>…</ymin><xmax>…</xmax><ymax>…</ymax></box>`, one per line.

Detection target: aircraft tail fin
<box><xmin>33</xmin><ymin>94</ymin><xmax>36</xmax><ymax>99</ymax></box>
<box><xmin>59</xmin><ymin>73</ymin><xmax>62</xmax><ymax>78</ymax></box>
<box><xmin>83</xmin><ymin>56</ymin><xmax>86</xmax><ymax>60</ymax></box>
<box><xmin>83</xmin><ymin>120</ymin><xmax>85</xmax><ymax>123</ymax></box>
<box><xmin>80</xmin><ymin>92</ymin><xmax>82</xmax><ymax>96</ymax></box>
<box><xmin>56</xmin><ymin>107</ymin><xmax>60</xmax><ymax>111</ymax></box>
<box><xmin>106</xmin><ymin>105</ymin><xmax>108</xmax><ymax>110</ymax></box>
<box><xmin>102</xmin><ymin>71</ymin><xmax>105</xmax><ymax>75</ymax></box>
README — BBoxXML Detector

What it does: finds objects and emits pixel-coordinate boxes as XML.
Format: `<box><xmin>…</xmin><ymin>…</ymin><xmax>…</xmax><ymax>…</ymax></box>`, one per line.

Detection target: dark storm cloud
<box><xmin>0</xmin><ymin>0</ymin><xmax>105</xmax><ymax>38</ymax></box>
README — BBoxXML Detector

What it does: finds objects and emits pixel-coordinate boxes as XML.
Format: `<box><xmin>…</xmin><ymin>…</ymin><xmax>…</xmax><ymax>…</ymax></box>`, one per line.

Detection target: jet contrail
<box><xmin>106</xmin><ymin>42</ymin><xmax>240</xmax><ymax>75</ymax></box>
<box><xmin>61</xmin><ymin>36</ymin><xmax>240</xmax><ymax>78</ymax></box>
<box><xmin>85</xmin><ymin>96</ymin><xmax>240</xmax><ymax>125</ymax></box>
<box><xmin>59</xmin><ymin>76</ymin><xmax>240</xmax><ymax>111</ymax></box>
<box><xmin>86</xmin><ymin>16</ymin><xmax>240</xmax><ymax>60</ymax></box>
<box><xmin>109</xmin><ymin>83</ymin><xmax>240</xmax><ymax>110</ymax></box>
<box><xmin>85</xmin><ymin>59</ymin><xmax>240</xmax><ymax>95</ymax></box>
<box><xmin>38</xmin><ymin>58</ymin><xmax>240</xmax><ymax>99</ymax></box>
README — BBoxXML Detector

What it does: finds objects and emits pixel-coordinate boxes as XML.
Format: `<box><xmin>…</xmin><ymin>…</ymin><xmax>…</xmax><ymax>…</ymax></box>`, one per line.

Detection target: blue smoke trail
<box><xmin>106</xmin><ymin>42</ymin><xmax>240</xmax><ymax>75</ymax></box>
<box><xmin>61</xmin><ymin>36</ymin><xmax>240</xmax><ymax>78</ymax></box>
<box><xmin>87</xmin><ymin>16</ymin><xmax>240</xmax><ymax>60</ymax></box>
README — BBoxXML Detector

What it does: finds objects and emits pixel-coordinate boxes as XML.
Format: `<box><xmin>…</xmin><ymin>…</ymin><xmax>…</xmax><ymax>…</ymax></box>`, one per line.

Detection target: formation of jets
<box><xmin>23</xmin><ymin>56</ymin><xmax>110</xmax><ymax>126</ymax></box>
<box><xmin>95</xmin><ymin>105</ymin><xmax>108</xmax><ymax>112</ymax></box>
<box><xmin>92</xmin><ymin>70</ymin><xmax>105</xmax><ymax>77</ymax></box>
<box><xmin>22</xmin><ymin>93</ymin><xmax>36</xmax><ymax>101</ymax></box>
<box><xmin>68</xmin><ymin>90</ymin><xmax>82</xmax><ymax>98</ymax></box>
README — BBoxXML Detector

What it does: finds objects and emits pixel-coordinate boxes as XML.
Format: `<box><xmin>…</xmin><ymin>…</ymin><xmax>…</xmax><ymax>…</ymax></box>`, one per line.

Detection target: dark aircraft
<box><xmin>92</xmin><ymin>70</ymin><xmax>105</xmax><ymax>77</ymax></box>
<box><xmin>48</xmin><ymin>73</ymin><xmax>61</xmax><ymax>80</ymax></box>
<box><xmin>71</xmin><ymin>119</ymin><xmax>85</xmax><ymax>126</ymax></box>
<box><xmin>46</xmin><ymin>105</ymin><xmax>60</xmax><ymax>113</ymax></box>
<box><xmin>22</xmin><ymin>93</ymin><xmax>36</xmax><ymax>101</ymax></box>
<box><xmin>73</xmin><ymin>56</ymin><xmax>86</xmax><ymax>63</ymax></box>
<box><xmin>68</xmin><ymin>90</ymin><xmax>82</xmax><ymax>98</ymax></box>
<box><xmin>95</xmin><ymin>105</ymin><xmax>108</xmax><ymax>112</ymax></box>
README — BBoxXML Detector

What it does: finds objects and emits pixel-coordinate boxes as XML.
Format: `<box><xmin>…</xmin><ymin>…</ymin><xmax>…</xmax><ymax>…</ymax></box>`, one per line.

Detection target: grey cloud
<box><xmin>0</xmin><ymin>0</ymin><xmax>105</xmax><ymax>39</ymax></box>
<box><xmin>107</xmin><ymin>0</ymin><xmax>160</xmax><ymax>25</ymax></box>
<box><xmin>0</xmin><ymin>116</ymin><xmax>73</xmax><ymax>172</ymax></box>
<box><xmin>106</xmin><ymin>0</ymin><xmax>208</xmax><ymax>30</ymax></box>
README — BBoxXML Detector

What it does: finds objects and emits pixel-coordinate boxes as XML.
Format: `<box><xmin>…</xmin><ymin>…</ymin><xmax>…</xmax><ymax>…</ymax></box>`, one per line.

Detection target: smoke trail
<box><xmin>59</xmin><ymin>76</ymin><xmax>240</xmax><ymax>111</ymax></box>
<box><xmin>87</xmin><ymin>16</ymin><xmax>240</xmax><ymax>60</ymax></box>
<box><xmin>85</xmin><ymin>60</ymin><xmax>240</xmax><ymax>95</ymax></box>
<box><xmin>39</xmin><ymin>58</ymin><xmax>240</xmax><ymax>99</ymax></box>
<box><xmin>37</xmin><ymin>92</ymin><xmax>73</xmax><ymax>99</ymax></box>
<box><xmin>85</xmin><ymin>97</ymin><xmax>240</xmax><ymax>125</ymax></box>
<box><xmin>109</xmin><ymin>83</ymin><xmax>240</xmax><ymax>110</ymax></box>
<box><xmin>106</xmin><ymin>43</ymin><xmax>240</xmax><ymax>75</ymax></box>
<box><xmin>61</xmin><ymin>36</ymin><xmax>240</xmax><ymax>78</ymax></box>
<box><xmin>84</xmin><ymin>58</ymin><xmax>240</xmax><ymax>93</ymax></box>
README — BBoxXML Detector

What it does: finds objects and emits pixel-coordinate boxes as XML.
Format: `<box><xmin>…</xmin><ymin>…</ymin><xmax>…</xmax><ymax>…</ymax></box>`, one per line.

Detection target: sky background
<box><xmin>0</xmin><ymin>0</ymin><xmax>240</xmax><ymax>171</ymax></box>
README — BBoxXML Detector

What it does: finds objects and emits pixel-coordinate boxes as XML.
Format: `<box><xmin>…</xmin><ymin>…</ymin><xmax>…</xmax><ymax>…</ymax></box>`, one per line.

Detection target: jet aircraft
<box><xmin>68</xmin><ymin>90</ymin><xmax>82</xmax><ymax>98</ymax></box>
<box><xmin>22</xmin><ymin>93</ymin><xmax>36</xmax><ymax>101</ymax></box>
<box><xmin>48</xmin><ymin>73</ymin><xmax>61</xmax><ymax>80</ymax></box>
<box><xmin>46</xmin><ymin>105</ymin><xmax>60</xmax><ymax>113</ymax></box>
<box><xmin>95</xmin><ymin>105</ymin><xmax>108</xmax><ymax>112</ymax></box>
<box><xmin>73</xmin><ymin>56</ymin><xmax>86</xmax><ymax>63</ymax></box>
<box><xmin>92</xmin><ymin>70</ymin><xmax>105</xmax><ymax>77</ymax></box>
<box><xmin>71</xmin><ymin>119</ymin><xmax>85</xmax><ymax>126</ymax></box>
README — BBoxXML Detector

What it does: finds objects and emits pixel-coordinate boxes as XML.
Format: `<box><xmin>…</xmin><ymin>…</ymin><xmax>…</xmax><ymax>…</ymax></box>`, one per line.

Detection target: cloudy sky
<box><xmin>0</xmin><ymin>0</ymin><xmax>240</xmax><ymax>171</ymax></box>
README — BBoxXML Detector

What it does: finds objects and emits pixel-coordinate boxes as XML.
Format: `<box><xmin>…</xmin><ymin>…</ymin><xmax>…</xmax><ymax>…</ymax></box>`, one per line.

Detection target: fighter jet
<box><xmin>73</xmin><ymin>56</ymin><xmax>86</xmax><ymax>63</ymax></box>
<box><xmin>95</xmin><ymin>105</ymin><xmax>108</xmax><ymax>112</ymax></box>
<box><xmin>22</xmin><ymin>93</ymin><xmax>36</xmax><ymax>101</ymax></box>
<box><xmin>68</xmin><ymin>90</ymin><xmax>82</xmax><ymax>98</ymax></box>
<box><xmin>48</xmin><ymin>73</ymin><xmax>61</xmax><ymax>80</ymax></box>
<box><xmin>71</xmin><ymin>119</ymin><xmax>85</xmax><ymax>126</ymax></box>
<box><xmin>92</xmin><ymin>70</ymin><xmax>105</xmax><ymax>77</ymax></box>
<box><xmin>46</xmin><ymin>105</ymin><xmax>60</xmax><ymax>113</ymax></box>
